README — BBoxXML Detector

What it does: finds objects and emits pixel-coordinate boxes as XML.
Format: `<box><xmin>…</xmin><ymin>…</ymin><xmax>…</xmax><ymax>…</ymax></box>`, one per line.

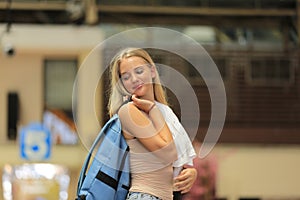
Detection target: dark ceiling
<box><xmin>0</xmin><ymin>0</ymin><xmax>299</xmax><ymax>44</ymax></box>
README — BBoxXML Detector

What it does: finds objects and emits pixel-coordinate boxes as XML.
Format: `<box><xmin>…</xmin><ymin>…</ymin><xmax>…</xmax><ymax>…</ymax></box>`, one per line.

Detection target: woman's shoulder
<box><xmin>118</xmin><ymin>102</ymin><xmax>133</xmax><ymax>116</ymax></box>
<box><xmin>155</xmin><ymin>101</ymin><xmax>167</xmax><ymax>109</ymax></box>
<box><xmin>155</xmin><ymin>101</ymin><xmax>173</xmax><ymax>114</ymax></box>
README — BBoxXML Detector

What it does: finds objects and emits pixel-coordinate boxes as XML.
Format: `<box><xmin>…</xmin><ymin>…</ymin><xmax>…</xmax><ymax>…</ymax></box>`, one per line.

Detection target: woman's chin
<box><xmin>133</xmin><ymin>89</ymin><xmax>144</xmax><ymax>97</ymax></box>
<box><xmin>133</xmin><ymin>93</ymin><xmax>143</xmax><ymax>98</ymax></box>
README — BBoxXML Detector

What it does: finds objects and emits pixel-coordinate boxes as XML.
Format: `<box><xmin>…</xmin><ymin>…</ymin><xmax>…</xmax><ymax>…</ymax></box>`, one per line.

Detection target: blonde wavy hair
<box><xmin>108</xmin><ymin>47</ymin><xmax>168</xmax><ymax>117</ymax></box>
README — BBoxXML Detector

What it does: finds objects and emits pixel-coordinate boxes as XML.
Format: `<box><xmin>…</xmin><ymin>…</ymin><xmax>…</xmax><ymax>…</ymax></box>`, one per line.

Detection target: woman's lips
<box><xmin>133</xmin><ymin>84</ymin><xmax>143</xmax><ymax>91</ymax></box>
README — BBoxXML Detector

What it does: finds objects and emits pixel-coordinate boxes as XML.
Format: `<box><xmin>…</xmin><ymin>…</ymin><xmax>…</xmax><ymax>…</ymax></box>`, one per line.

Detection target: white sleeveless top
<box><xmin>155</xmin><ymin>102</ymin><xmax>196</xmax><ymax>176</ymax></box>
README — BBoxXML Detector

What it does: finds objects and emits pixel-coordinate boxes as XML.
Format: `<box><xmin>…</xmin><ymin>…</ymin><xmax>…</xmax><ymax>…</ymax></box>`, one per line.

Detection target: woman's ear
<box><xmin>150</xmin><ymin>65</ymin><xmax>156</xmax><ymax>79</ymax></box>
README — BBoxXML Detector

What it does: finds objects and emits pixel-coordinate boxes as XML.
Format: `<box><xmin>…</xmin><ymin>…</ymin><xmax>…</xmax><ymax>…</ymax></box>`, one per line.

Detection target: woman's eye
<box><xmin>135</xmin><ymin>67</ymin><xmax>144</xmax><ymax>74</ymax></box>
<box><xmin>121</xmin><ymin>74</ymin><xmax>130</xmax><ymax>81</ymax></box>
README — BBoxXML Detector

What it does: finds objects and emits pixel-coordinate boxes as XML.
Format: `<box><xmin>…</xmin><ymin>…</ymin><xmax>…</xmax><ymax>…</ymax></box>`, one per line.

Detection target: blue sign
<box><xmin>20</xmin><ymin>123</ymin><xmax>51</xmax><ymax>161</ymax></box>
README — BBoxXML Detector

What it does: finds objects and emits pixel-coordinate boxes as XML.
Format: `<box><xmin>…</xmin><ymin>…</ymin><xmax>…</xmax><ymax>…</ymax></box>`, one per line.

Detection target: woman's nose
<box><xmin>131</xmin><ymin>73</ymin><xmax>138</xmax><ymax>82</ymax></box>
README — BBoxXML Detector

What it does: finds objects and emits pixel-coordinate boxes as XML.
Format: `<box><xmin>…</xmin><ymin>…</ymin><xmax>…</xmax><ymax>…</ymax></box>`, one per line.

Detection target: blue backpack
<box><xmin>76</xmin><ymin>114</ymin><xmax>131</xmax><ymax>200</ymax></box>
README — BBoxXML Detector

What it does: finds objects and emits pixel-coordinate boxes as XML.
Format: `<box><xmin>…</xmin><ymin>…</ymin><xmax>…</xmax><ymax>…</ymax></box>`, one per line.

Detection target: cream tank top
<box><xmin>127</xmin><ymin>138</ymin><xmax>174</xmax><ymax>200</ymax></box>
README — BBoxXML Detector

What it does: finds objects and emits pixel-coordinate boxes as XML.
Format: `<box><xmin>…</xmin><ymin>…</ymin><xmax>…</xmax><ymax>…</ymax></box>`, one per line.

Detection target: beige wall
<box><xmin>214</xmin><ymin>144</ymin><xmax>300</xmax><ymax>200</ymax></box>
<box><xmin>0</xmin><ymin>24</ymin><xmax>104</xmax><ymax>144</ymax></box>
<box><xmin>0</xmin><ymin>54</ymin><xmax>43</xmax><ymax>142</ymax></box>
<box><xmin>1</xmin><ymin>24</ymin><xmax>300</xmax><ymax>200</ymax></box>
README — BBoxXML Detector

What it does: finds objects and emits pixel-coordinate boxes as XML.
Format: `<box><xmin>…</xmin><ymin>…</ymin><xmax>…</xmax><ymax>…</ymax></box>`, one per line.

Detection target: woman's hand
<box><xmin>131</xmin><ymin>95</ymin><xmax>155</xmax><ymax>113</ymax></box>
<box><xmin>173</xmin><ymin>166</ymin><xmax>197</xmax><ymax>194</ymax></box>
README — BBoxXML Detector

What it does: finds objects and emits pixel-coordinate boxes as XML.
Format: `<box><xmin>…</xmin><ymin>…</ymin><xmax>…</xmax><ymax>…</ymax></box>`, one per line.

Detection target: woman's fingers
<box><xmin>173</xmin><ymin>168</ymin><xmax>197</xmax><ymax>193</ymax></box>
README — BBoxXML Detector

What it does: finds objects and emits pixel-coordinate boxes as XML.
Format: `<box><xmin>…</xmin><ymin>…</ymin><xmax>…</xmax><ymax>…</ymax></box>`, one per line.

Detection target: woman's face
<box><xmin>119</xmin><ymin>56</ymin><xmax>155</xmax><ymax>98</ymax></box>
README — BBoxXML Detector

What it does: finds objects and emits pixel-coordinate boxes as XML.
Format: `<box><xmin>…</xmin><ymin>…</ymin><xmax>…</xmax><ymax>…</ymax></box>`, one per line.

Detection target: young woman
<box><xmin>108</xmin><ymin>47</ymin><xmax>197</xmax><ymax>200</ymax></box>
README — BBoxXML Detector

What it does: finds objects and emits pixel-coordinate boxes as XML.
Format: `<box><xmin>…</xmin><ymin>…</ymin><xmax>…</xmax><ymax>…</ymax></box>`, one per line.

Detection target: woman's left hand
<box><xmin>173</xmin><ymin>166</ymin><xmax>197</xmax><ymax>194</ymax></box>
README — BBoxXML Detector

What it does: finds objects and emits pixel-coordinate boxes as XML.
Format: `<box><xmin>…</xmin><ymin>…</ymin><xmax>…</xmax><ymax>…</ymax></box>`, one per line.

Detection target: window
<box><xmin>44</xmin><ymin>59</ymin><xmax>78</xmax><ymax>145</ymax></box>
<box><xmin>247</xmin><ymin>57</ymin><xmax>294</xmax><ymax>86</ymax></box>
<box><xmin>44</xmin><ymin>59</ymin><xmax>77</xmax><ymax>112</ymax></box>
<box><xmin>186</xmin><ymin>55</ymin><xmax>228</xmax><ymax>85</ymax></box>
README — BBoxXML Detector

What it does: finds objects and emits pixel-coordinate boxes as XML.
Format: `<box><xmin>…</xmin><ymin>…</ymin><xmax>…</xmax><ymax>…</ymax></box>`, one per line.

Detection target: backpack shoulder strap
<box><xmin>76</xmin><ymin>114</ymin><xmax>119</xmax><ymax>195</ymax></box>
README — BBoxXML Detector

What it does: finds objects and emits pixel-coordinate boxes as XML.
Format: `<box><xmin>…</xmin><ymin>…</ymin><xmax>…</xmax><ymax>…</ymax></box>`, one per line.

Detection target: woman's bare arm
<box><xmin>118</xmin><ymin>102</ymin><xmax>177</xmax><ymax>163</ymax></box>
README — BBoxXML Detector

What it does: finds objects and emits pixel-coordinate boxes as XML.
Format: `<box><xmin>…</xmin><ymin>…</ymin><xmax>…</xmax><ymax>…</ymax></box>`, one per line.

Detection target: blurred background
<box><xmin>0</xmin><ymin>0</ymin><xmax>300</xmax><ymax>200</ymax></box>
